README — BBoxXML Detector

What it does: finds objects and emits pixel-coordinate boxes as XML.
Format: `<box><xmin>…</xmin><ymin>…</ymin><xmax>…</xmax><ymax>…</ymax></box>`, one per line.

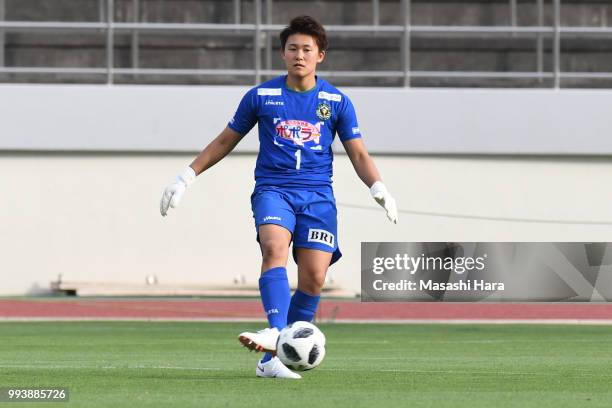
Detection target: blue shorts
<box><xmin>251</xmin><ymin>187</ymin><xmax>342</xmax><ymax>265</ymax></box>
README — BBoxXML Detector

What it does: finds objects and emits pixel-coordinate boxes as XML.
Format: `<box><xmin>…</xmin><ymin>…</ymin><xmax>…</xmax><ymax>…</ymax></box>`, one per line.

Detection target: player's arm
<box><xmin>342</xmin><ymin>138</ymin><xmax>381</xmax><ymax>187</ymax></box>
<box><xmin>342</xmin><ymin>138</ymin><xmax>398</xmax><ymax>224</ymax></box>
<box><xmin>190</xmin><ymin>126</ymin><xmax>244</xmax><ymax>175</ymax></box>
<box><xmin>160</xmin><ymin>127</ymin><xmax>243</xmax><ymax>217</ymax></box>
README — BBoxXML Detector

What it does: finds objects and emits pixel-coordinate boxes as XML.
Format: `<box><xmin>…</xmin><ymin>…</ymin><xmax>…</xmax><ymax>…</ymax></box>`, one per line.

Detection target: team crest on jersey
<box><xmin>315</xmin><ymin>102</ymin><xmax>332</xmax><ymax>121</ymax></box>
<box><xmin>275</xmin><ymin>120</ymin><xmax>321</xmax><ymax>146</ymax></box>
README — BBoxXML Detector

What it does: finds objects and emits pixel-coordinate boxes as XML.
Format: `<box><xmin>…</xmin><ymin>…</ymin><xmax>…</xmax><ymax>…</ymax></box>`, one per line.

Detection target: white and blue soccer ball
<box><xmin>276</xmin><ymin>321</ymin><xmax>326</xmax><ymax>371</ymax></box>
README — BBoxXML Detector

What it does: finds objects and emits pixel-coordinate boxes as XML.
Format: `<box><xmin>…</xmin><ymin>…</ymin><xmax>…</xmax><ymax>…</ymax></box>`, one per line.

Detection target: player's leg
<box><xmin>259</xmin><ymin>224</ymin><xmax>291</xmax><ymax>273</ymax></box>
<box><xmin>239</xmin><ymin>190</ymin><xmax>302</xmax><ymax>378</ymax></box>
<box><xmin>239</xmin><ymin>190</ymin><xmax>295</xmax><ymax>355</ymax></box>
<box><xmin>239</xmin><ymin>226</ymin><xmax>293</xmax><ymax>353</ymax></box>
<box><xmin>295</xmin><ymin>248</ymin><xmax>332</xmax><ymax>294</ymax></box>
<box><xmin>257</xmin><ymin>223</ymin><xmax>292</xmax><ymax>346</ymax></box>
<box><xmin>288</xmin><ymin>190</ymin><xmax>341</xmax><ymax>324</ymax></box>
<box><xmin>287</xmin><ymin>248</ymin><xmax>332</xmax><ymax>324</ymax></box>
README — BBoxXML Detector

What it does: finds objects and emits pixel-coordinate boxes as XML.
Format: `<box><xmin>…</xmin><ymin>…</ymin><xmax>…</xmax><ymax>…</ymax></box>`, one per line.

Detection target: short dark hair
<box><xmin>280</xmin><ymin>16</ymin><xmax>328</xmax><ymax>52</ymax></box>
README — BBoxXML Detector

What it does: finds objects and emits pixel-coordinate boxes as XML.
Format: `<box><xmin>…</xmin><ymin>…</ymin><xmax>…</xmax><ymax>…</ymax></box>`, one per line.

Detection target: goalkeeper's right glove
<box><xmin>160</xmin><ymin>166</ymin><xmax>197</xmax><ymax>217</ymax></box>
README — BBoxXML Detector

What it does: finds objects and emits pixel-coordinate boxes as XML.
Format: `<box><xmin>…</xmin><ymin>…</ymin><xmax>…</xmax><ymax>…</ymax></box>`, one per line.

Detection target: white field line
<box><xmin>0</xmin><ymin>317</ymin><xmax>266</xmax><ymax>322</ymax></box>
<box><xmin>333</xmin><ymin>338</ymin><xmax>612</xmax><ymax>344</ymax></box>
<box><xmin>327</xmin><ymin>319</ymin><xmax>612</xmax><ymax>325</ymax></box>
<box><xmin>318</xmin><ymin>368</ymin><xmax>612</xmax><ymax>377</ymax></box>
<box><xmin>1</xmin><ymin>364</ymin><xmax>610</xmax><ymax>378</ymax></box>
<box><xmin>0</xmin><ymin>364</ymin><xmax>223</xmax><ymax>371</ymax></box>
<box><xmin>1</xmin><ymin>317</ymin><xmax>612</xmax><ymax>325</ymax></box>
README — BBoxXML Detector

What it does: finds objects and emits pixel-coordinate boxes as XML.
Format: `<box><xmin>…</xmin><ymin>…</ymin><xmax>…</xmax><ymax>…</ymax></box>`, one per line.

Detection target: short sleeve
<box><xmin>335</xmin><ymin>95</ymin><xmax>362</xmax><ymax>142</ymax></box>
<box><xmin>228</xmin><ymin>88</ymin><xmax>258</xmax><ymax>136</ymax></box>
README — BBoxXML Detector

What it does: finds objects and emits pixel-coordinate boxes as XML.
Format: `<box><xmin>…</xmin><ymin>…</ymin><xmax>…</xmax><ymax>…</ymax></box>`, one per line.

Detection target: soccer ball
<box><xmin>276</xmin><ymin>321</ymin><xmax>326</xmax><ymax>371</ymax></box>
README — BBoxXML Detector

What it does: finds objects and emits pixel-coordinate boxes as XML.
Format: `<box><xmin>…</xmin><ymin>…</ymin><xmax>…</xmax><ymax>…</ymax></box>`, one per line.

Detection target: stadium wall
<box><xmin>2</xmin><ymin>85</ymin><xmax>612</xmax><ymax>154</ymax></box>
<box><xmin>1</xmin><ymin>153</ymin><xmax>611</xmax><ymax>296</ymax></box>
<box><xmin>1</xmin><ymin>85</ymin><xmax>612</xmax><ymax>296</ymax></box>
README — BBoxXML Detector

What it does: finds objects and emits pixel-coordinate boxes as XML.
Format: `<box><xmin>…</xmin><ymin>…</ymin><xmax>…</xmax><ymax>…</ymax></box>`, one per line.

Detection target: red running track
<box><xmin>1</xmin><ymin>299</ymin><xmax>612</xmax><ymax>322</ymax></box>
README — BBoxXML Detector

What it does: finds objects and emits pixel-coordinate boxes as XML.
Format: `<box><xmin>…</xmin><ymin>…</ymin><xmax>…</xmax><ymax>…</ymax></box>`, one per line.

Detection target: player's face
<box><xmin>281</xmin><ymin>34</ymin><xmax>325</xmax><ymax>79</ymax></box>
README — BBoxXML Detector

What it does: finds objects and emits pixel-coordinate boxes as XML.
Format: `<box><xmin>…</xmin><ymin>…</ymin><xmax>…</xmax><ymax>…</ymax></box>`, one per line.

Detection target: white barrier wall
<box><xmin>2</xmin><ymin>85</ymin><xmax>612</xmax><ymax>154</ymax></box>
<box><xmin>2</xmin><ymin>85</ymin><xmax>612</xmax><ymax>295</ymax></box>
<box><xmin>1</xmin><ymin>153</ymin><xmax>612</xmax><ymax>296</ymax></box>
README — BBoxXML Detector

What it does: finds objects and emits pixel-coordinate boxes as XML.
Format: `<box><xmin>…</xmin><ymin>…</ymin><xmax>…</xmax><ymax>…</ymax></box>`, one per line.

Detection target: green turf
<box><xmin>1</xmin><ymin>322</ymin><xmax>611</xmax><ymax>407</ymax></box>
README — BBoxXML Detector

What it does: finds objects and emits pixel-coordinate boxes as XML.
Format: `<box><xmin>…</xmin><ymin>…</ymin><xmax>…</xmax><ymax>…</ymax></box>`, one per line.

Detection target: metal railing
<box><xmin>0</xmin><ymin>0</ymin><xmax>5</xmax><ymax>68</ymax></box>
<box><xmin>0</xmin><ymin>0</ymin><xmax>610</xmax><ymax>87</ymax></box>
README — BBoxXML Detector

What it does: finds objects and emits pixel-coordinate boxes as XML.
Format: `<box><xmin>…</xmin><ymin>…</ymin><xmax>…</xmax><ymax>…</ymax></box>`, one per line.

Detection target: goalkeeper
<box><xmin>160</xmin><ymin>15</ymin><xmax>398</xmax><ymax>379</ymax></box>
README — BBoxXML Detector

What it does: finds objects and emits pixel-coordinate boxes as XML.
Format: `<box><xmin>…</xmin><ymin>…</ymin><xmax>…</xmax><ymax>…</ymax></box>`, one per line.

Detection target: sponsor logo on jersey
<box><xmin>258</xmin><ymin>88</ymin><xmax>282</xmax><ymax>96</ymax></box>
<box><xmin>263</xmin><ymin>216</ymin><xmax>282</xmax><ymax>222</ymax></box>
<box><xmin>316</xmin><ymin>102</ymin><xmax>332</xmax><ymax>121</ymax></box>
<box><xmin>275</xmin><ymin>120</ymin><xmax>321</xmax><ymax>146</ymax></box>
<box><xmin>265</xmin><ymin>100</ymin><xmax>284</xmax><ymax>106</ymax></box>
<box><xmin>318</xmin><ymin>91</ymin><xmax>342</xmax><ymax>102</ymax></box>
<box><xmin>352</xmin><ymin>127</ymin><xmax>360</xmax><ymax>134</ymax></box>
<box><xmin>308</xmin><ymin>228</ymin><xmax>335</xmax><ymax>248</ymax></box>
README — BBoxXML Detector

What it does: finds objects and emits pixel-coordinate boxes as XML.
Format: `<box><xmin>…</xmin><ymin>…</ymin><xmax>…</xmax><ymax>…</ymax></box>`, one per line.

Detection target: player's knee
<box><xmin>299</xmin><ymin>281</ymin><xmax>324</xmax><ymax>295</ymax></box>
<box><xmin>260</xmin><ymin>240</ymin><xmax>288</xmax><ymax>262</ymax></box>
<box><xmin>299</xmin><ymin>272</ymin><xmax>326</xmax><ymax>294</ymax></box>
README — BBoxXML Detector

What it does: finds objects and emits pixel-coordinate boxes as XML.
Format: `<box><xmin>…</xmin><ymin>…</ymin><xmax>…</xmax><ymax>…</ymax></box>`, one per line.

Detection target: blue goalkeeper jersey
<box><xmin>228</xmin><ymin>75</ymin><xmax>362</xmax><ymax>191</ymax></box>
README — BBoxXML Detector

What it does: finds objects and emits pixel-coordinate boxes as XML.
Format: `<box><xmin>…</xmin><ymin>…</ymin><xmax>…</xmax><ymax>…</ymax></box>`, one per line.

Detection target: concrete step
<box><xmin>2</xmin><ymin>0</ymin><xmax>612</xmax><ymax>87</ymax></box>
<box><xmin>3</xmin><ymin>0</ymin><xmax>612</xmax><ymax>27</ymax></box>
<box><xmin>7</xmin><ymin>32</ymin><xmax>612</xmax><ymax>72</ymax></box>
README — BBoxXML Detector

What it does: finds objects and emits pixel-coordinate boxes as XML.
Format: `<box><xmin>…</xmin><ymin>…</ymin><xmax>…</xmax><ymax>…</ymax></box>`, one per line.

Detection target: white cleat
<box><xmin>238</xmin><ymin>327</ymin><xmax>280</xmax><ymax>353</ymax></box>
<box><xmin>256</xmin><ymin>357</ymin><xmax>301</xmax><ymax>379</ymax></box>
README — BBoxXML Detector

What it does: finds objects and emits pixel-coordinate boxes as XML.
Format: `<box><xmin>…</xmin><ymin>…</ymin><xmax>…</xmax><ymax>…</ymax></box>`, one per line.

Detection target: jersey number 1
<box><xmin>294</xmin><ymin>149</ymin><xmax>301</xmax><ymax>170</ymax></box>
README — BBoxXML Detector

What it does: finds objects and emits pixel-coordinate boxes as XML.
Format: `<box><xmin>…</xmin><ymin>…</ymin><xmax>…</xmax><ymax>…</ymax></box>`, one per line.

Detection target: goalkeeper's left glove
<box><xmin>370</xmin><ymin>181</ymin><xmax>398</xmax><ymax>224</ymax></box>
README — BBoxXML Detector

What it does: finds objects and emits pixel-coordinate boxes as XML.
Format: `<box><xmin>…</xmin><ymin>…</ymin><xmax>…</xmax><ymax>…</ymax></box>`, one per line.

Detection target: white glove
<box><xmin>160</xmin><ymin>167</ymin><xmax>197</xmax><ymax>217</ymax></box>
<box><xmin>370</xmin><ymin>181</ymin><xmax>398</xmax><ymax>224</ymax></box>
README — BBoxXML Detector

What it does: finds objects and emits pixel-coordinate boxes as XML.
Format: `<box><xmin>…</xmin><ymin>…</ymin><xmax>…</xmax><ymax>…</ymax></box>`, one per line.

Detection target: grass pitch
<box><xmin>1</xmin><ymin>321</ymin><xmax>611</xmax><ymax>407</ymax></box>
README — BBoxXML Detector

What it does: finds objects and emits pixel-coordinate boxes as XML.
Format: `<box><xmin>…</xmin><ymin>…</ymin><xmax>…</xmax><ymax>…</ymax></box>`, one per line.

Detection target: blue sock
<box><xmin>287</xmin><ymin>289</ymin><xmax>321</xmax><ymax>324</ymax></box>
<box><xmin>259</xmin><ymin>267</ymin><xmax>290</xmax><ymax>363</ymax></box>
